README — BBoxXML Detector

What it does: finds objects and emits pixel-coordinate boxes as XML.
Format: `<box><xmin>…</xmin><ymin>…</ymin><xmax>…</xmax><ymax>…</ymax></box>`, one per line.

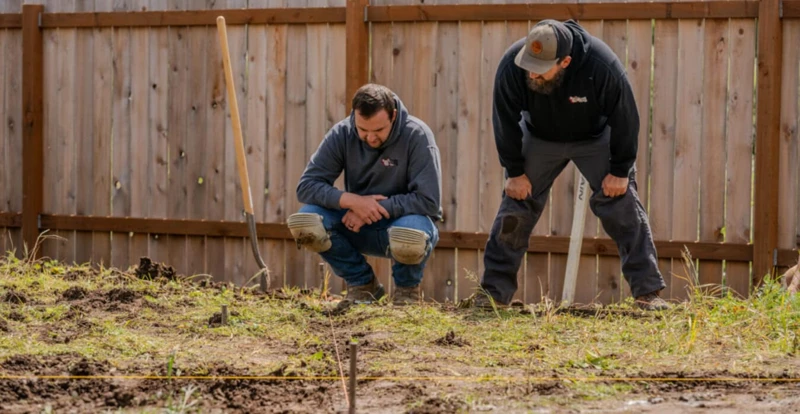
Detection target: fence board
<box><xmin>266</xmin><ymin>19</ymin><xmax>288</xmax><ymax>288</ymax></box>
<box><xmin>147</xmin><ymin>4</ymin><xmax>170</xmax><ymax>266</ymax></box>
<box><xmin>126</xmin><ymin>27</ymin><xmax>149</xmax><ymax>267</ymax></box>
<box><xmin>73</xmin><ymin>16</ymin><xmax>93</xmax><ymax>264</ymax></box>
<box><xmin>778</xmin><ymin>20</ymin><xmax>800</xmax><ymax>260</ymax></box>
<box><xmin>455</xmin><ymin>21</ymin><xmax>481</xmax><ymax>300</ymax></box>
<box><xmin>325</xmin><ymin>22</ymin><xmax>346</xmax><ymax>295</ymax></box>
<box><xmin>650</xmin><ymin>19</ymin><xmax>679</xmax><ymax>299</ymax></box>
<box><xmin>284</xmin><ymin>12</ymin><xmax>308</xmax><ymax>288</ymax></box>
<box><xmin>303</xmin><ymin>20</ymin><xmax>329</xmax><ymax>289</ymax></box>
<box><xmin>0</xmin><ymin>0</ymin><xmax>19</xmax><ymax>256</ymax></box>
<box><xmin>430</xmin><ymin>13</ymin><xmax>459</xmax><ymax>303</ymax></box>
<box><xmin>223</xmin><ymin>20</ymin><xmax>248</xmax><ymax>285</ymax></box>
<box><xmin>91</xmin><ymin>15</ymin><xmax>113</xmax><ymax>267</ymax></box>
<box><xmin>725</xmin><ymin>18</ymin><xmax>755</xmax><ymax>296</ymax></box>
<box><xmin>111</xmin><ymin>26</ymin><xmax>132</xmax><ymax>269</ymax></box>
<box><xmin>698</xmin><ymin>18</ymin><xmax>728</xmax><ymax>289</ymax></box>
<box><xmin>627</xmin><ymin>18</ymin><xmax>653</xmax><ymax>299</ymax></box>
<box><xmin>166</xmin><ymin>25</ymin><xmax>188</xmax><ymax>274</ymax></box>
<box><xmin>0</xmin><ymin>28</ymin><xmax>7</xmax><ymax>256</ymax></box>
<box><xmin>185</xmin><ymin>25</ymin><xmax>209</xmax><ymax>276</ymax></box>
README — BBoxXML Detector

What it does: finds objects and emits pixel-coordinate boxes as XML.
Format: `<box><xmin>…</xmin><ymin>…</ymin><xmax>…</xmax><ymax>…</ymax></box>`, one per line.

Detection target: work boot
<box><xmin>392</xmin><ymin>285</ymin><xmax>421</xmax><ymax>306</ymax></box>
<box><xmin>634</xmin><ymin>291</ymin><xmax>671</xmax><ymax>311</ymax></box>
<box><xmin>459</xmin><ymin>292</ymin><xmax>508</xmax><ymax>310</ymax></box>
<box><xmin>326</xmin><ymin>278</ymin><xmax>385</xmax><ymax>316</ymax></box>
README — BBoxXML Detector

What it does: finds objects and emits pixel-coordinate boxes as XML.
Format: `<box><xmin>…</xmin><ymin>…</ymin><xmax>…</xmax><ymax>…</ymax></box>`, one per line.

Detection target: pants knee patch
<box><xmin>388</xmin><ymin>226</ymin><xmax>429</xmax><ymax>265</ymax></box>
<box><xmin>287</xmin><ymin>213</ymin><xmax>332</xmax><ymax>253</ymax></box>
<box><xmin>497</xmin><ymin>214</ymin><xmax>531</xmax><ymax>250</ymax></box>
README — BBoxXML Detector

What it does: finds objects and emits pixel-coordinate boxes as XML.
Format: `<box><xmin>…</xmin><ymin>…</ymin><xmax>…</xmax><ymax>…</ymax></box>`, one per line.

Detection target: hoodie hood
<box><xmin>563</xmin><ymin>20</ymin><xmax>592</xmax><ymax>75</ymax></box>
<box><xmin>348</xmin><ymin>93</ymin><xmax>409</xmax><ymax>151</ymax></box>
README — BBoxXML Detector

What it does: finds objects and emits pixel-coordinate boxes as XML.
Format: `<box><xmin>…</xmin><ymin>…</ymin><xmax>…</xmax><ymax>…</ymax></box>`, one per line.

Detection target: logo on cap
<box><xmin>531</xmin><ymin>41</ymin><xmax>543</xmax><ymax>55</ymax></box>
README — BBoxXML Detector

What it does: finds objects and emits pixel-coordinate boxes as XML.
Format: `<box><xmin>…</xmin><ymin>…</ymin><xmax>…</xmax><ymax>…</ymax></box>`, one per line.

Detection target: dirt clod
<box><xmin>106</xmin><ymin>288</ymin><xmax>139</xmax><ymax>304</ymax></box>
<box><xmin>2</xmin><ymin>290</ymin><xmax>27</xmax><ymax>305</ymax></box>
<box><xmin>208</xmin><ymin>310</ymin><xmax>241</xmax><ymax>327</ymax></box>
<box><xmin>134</xmin><ymin>257</ymin><xmax>176</xmax><ymax>281</ymax></box>
<box><xmin>434</xmin><ymin>329</ymin><xmax>469</xmax><ymax>347</ymax></box>
<box><xmin>62</xmin><ymin>286</ymin><xmax>88</xmax><ymax>301</ymax></box>
<box><xmin>0</xmin><ymin>318</ymin><xmax>9</xmax><ymax>332</ymax></box>
<box><xmin>7</xmin><ymin>311</ymin><xmax>24</xmax><ymax>322</ymax></box>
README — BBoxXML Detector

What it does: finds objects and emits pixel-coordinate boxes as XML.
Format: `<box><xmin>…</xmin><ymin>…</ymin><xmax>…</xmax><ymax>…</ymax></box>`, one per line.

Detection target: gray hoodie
<box><xmin>296</xmin><ymin>95</ymin><xmax>443</xmax><ymax>221</ymax></box>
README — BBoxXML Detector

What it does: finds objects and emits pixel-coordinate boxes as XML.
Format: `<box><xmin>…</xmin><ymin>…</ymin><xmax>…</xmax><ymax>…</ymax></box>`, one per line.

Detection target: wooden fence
<box><xmin>0</xmin><ymin>0</ymin><xmax>798</xmax><ymax>304</ymax></box>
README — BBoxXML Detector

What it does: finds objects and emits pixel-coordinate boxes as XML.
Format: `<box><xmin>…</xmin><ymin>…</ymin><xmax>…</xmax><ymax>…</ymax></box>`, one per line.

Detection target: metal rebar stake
<box><xmin>349</xmin><ymin>341</ymin><xmax>357</xmax><ymax>414</ymax></box>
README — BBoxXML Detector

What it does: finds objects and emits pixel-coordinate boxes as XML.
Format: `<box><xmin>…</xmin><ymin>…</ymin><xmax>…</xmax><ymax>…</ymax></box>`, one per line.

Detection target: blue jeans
<box><xmin>298</xmin><ymin>204</ymin><xmax>439</xmax><ymax>288</ymax></box>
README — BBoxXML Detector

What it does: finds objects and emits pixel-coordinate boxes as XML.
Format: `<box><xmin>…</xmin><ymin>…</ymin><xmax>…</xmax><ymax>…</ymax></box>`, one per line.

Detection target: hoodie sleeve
<box><xmin>378</xmin><ymin>127</ymin><xmax>442</xmax><ymax>219</ymax></box>
<box><xmin>600</xmin><ymin>70</ymin><xmax>640</xmax><ymax>178</ymax></box>
<box><xmin>296</xmin><ymin>127</ymin><xmax>346</xmax><ymax>209</ymax></box>
<box><xmin>492</xmin><ymin>63</ymin><xmax>527</xmax><ymax>178</ymax></box>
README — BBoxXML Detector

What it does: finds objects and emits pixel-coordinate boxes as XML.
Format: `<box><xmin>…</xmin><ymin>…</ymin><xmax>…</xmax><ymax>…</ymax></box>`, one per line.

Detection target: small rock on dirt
<box><xmin>2</xmin><ymin>290</ymin><xmax>27</xmax><ymax>305</ymax></box>
<box><xmin>62</xmin><ymin>286</ymin><xmax>88</xmax><ymax>301</ymax></box>
<box><xmin>134</xmin><ymin>257</ymin><xmax>177</xmax><ymax>281</ymax></box>
<box><xmin>107</xmin><ymin>288</ymin><xmax>139</xmax><ymax>304</ymax></box>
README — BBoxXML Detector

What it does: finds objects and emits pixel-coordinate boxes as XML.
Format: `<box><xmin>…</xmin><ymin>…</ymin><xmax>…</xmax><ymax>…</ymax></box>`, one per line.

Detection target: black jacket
<box><xmin>493</xmin><ymin>20</ymin><xmax>639</xmax><ymax>178</ymax></box>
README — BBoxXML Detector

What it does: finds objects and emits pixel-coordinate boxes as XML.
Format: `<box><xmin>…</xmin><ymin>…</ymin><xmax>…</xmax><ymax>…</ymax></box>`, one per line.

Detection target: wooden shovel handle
<box><xmin>216</xmin><ymin>16</ymin><xmax>254</xmax><ymax>215</ymax></box>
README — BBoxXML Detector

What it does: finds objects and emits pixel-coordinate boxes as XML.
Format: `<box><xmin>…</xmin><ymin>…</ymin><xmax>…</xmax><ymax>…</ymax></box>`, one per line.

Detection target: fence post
<box><xmin>345</xmin><ymin>0</ymin><xmax>369</xmax><ymax>108</ymax></box>
<box><xmin>22</xmin><ymin>4</ymin><xmax>44</xmax><ymax>258</ymax></box>
<box><xmin>753</xmin><ymin>0</ymin><xmax>783</xmax><ymax>288</ymax></box>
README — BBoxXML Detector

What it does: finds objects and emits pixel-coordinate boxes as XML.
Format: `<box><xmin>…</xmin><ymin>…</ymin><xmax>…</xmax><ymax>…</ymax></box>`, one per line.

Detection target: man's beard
<box><xmin>527</xmin><ymin>68</ymin><xmax>566</xmax><ymax>95</ymax></box>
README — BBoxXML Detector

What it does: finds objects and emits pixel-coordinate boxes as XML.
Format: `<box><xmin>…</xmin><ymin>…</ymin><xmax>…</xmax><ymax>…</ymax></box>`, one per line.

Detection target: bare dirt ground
<box><xmin>1</xmin><ymin>256</ymin><xmax>798</xmax><ymax>413</ymax></box>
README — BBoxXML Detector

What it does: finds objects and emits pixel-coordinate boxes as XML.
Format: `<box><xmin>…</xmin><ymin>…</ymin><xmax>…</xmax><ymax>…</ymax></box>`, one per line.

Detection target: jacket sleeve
<box><xmin>378</xmin><ymin>129</ymin><xmax>442</xmax><ymax>219</ymax></box>
<box><xmin>492</xmin><ymin>64</ymin><xmax>527</xmax><ymax>178</ymax></box>
<box><xmin>601</xmin><ymin>70</ymin><xmax>640</xmax><ymax>178</ymax></box>
<box><xmin>296</xmin><ymin>128</ymin><xmax>346</xmax><ymax>209</ymax></box>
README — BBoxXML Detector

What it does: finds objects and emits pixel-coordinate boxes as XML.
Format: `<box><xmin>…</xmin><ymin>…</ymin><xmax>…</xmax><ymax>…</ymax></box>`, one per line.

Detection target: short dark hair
<box><xmin>351</xmin><ymin>83</ymin><xmax>396</xmax><ymax>119</ymax></box>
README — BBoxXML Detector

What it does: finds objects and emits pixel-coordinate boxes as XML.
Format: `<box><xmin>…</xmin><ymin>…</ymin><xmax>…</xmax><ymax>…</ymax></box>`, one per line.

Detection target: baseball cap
<box><xmin>514</xmin><ymin>19</ymin><xmax>574</xmax><ymax>74</ymax></box>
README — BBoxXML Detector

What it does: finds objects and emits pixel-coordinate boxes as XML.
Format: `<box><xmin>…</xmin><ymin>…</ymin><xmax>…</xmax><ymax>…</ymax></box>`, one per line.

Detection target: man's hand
<box><xmin>342</xmin><ymin>210</ymin><xmax>367</xmax><ymax>232</ymax></box>
<box><xmin>505</xmin><ymin>175</ymin><xmax>532</xmax><ymax>200</ymax></box>
<box><xmin>602</xmin><ymin>174</ymin><xmax>628</xmax><ymax>197</ymax></box>
<box><xmin>339</xmin><ymin>193</ymin><xmax>391</xmax><ymax>224</ymax></box>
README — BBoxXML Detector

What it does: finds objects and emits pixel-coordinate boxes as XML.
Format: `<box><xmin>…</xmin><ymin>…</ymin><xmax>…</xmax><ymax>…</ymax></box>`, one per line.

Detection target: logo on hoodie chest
<box><xmin>380</xmin><ymin>158</ymin><xmax>398</xmax><ymax>167</ymax></box>
<box><xmin>568</xmin><ymin>96</ymin><xmax>588</xmax><ymax>104</ymax></box>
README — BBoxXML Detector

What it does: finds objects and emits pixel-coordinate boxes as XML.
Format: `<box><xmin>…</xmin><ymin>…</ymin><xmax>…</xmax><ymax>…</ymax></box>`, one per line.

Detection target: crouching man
<box><xmin>288</xmin><ymin>83</ymin><xmax>442</xmax><ymax>308</ymax></box>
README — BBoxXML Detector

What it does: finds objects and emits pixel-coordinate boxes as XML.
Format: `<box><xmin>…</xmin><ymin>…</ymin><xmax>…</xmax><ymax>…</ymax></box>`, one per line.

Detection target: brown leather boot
<box><xmin>392</xmin><ymin>285</ymin><xmax>421</xmax><ymax>306</ymax></box>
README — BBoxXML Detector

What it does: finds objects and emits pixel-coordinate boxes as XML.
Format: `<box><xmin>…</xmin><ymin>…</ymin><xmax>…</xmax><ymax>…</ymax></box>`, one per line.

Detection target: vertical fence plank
<box><xmin>167</xmin><ymin>23</ymin><xmax>189</xmax><ymax>274</ymax></box>
<box><xmin>146</xmin><ymin>0</ymin><xmax>170</xmax><ymax>266</ymax></box>
<box><xmin>112</xmin><ymin>22</ymin><xmax>132</xmax><ymax>270</ymax></box>
<box><xmin>753</xmin><ymin>0</ymin><xmax>783</xmax><ymax>286</ymax></box>
<box><xmin>22</xmin><ymin>4</ymin><xmax>43</xmax><ymax>259</ymax></box>
<box><xmin>185</xmin><ymin>21</ymin><xmax>208</xmax><ymax>277</ymax></box>
<box><xmin>725</xmin><ymin>18</ymin><xmax>756</xmax><ymax>297</ymax></box>
<box><xmin>91</xmin><ymin>0</ymin><xmax>113</xmax><ymax>267</ymax></box>
<box><xmin>412</xmin><ymin>17</ymin><xmax>445</xmax><ymax>301</ymax></box>
<box><xmin>284</xmin><ymin>0</ymin><xmax>308</xmax><ymax>288</ymax></box>
<box><xmin>56</xmin><ymin>1</ymin><xmax>77</xmax><ymax>264</ymax></box>
<box><xmin>0</xmin><ymin>19</ymin><xmax>8</xmax><ymax>257</ymax></box>
<box><xmin>265</xmin><ymin>2</ymin><xmax>289</xmax><ymax>288</ymax></box>
<box><xmin>325</xmin><ymin>20</ymin><xmax>346</xmax><ymax>295</ymax></box>
<box><xmin>223</xmin><ymin>11</ymin><xmax>248</xmax><ymax>286</ymax></box>
<box><xmin>778</xmin><ymin>20</ymin><xmax>800</xmax><ymax>265</ymax></box>
<box><xmin>41</xmin><ymin>15</ymin><xmax>57</xmax><ymax>259</ymax></box>
<box><xmin>627</xmin><ymin>18</ymin><xmax>653</xmax><ymax>299</ymax></box>
<box><xmin>698</xmin><ymin>18</ymin><xmax>728</xmax><ymax>290</ymax></box>
<box><xmin>670</xmin><ymin>18</ymin><xmax>704</xmax><ymax>300</ymax></box>
<box><xmin>303</xmin><ymin>6</ymin><xmax>329</xmax><ymax>289</ymax></box>
<box><xmin>73</xmin><ymin>1</ymin><xmax>94</xmax><ymax>264</ymax></box>
<box><xmin>430</xmin><ymin>6</ymin><xmax>458</xmax><ymax>302</ymax></box>
<box><xmin>455</xmin><ymin>21</ymin><xmax>481</xmax><ymax>300</ymax></box>
<box><xmin>129</xmin><ymin>25</ymin><xmax>151</xmax><ymax>268</ymax></box>
<box><xmin>650</xmin><ymin>19</ymin><xmax>678</xmax><ymax>299</ymax></box>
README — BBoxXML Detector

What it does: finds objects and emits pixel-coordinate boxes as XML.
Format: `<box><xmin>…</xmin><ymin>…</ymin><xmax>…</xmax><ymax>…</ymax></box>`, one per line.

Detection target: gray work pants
<box><xmin>481</xmin><ymin>131</ymin><xmax>666</xmax><ymax>304</ymax></box>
